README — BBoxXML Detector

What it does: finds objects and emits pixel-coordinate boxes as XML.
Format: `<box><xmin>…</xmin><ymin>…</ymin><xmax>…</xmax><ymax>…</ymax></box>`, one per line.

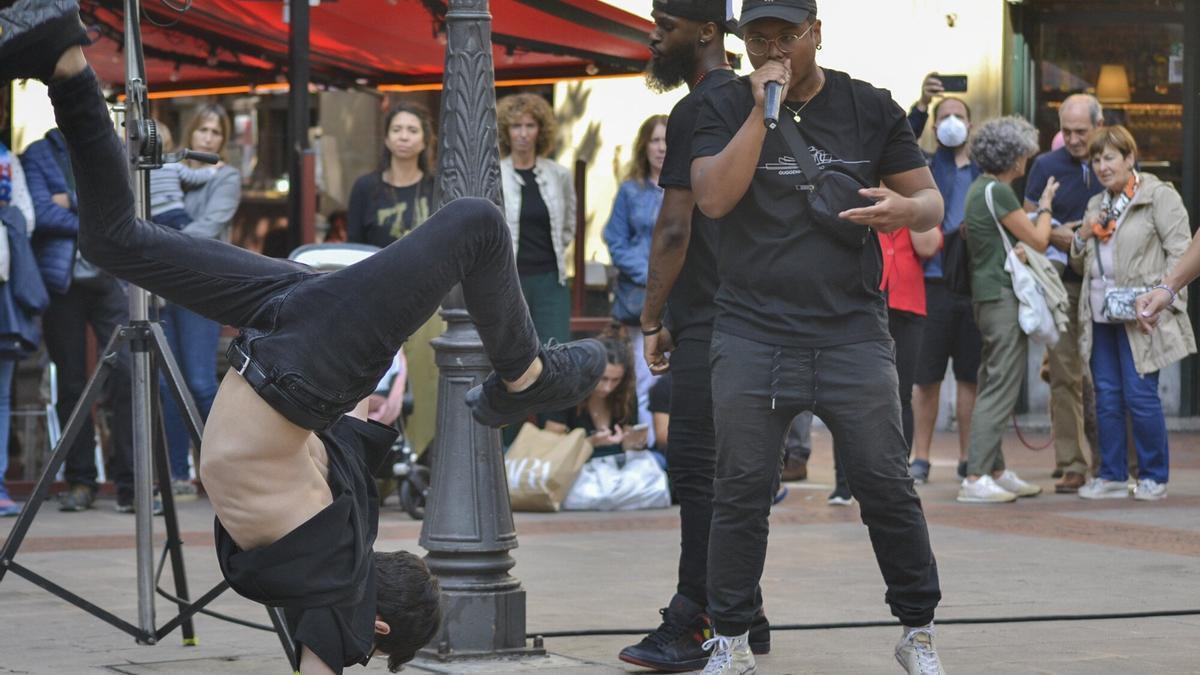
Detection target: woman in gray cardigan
<box><xmin>161</xmin><ymin>104</ymin><xmax>242</xmax><ymax>498</ymax></box>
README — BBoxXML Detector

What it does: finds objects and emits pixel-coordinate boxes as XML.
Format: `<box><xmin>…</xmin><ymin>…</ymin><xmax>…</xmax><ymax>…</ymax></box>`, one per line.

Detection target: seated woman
<box><xmin>0</xmin><ymin>9</ymin><xmax>606</xmax><ymax>673</ymax></box>
<box><xmin>1072</xmin><ymin>126</ymin><xmax>1194</xmax><ymax>501</ymax></box>
<box><xmin>544</xmin><ymin>335</ymin><xmax>643</xmax><ymax>457</ymax></box>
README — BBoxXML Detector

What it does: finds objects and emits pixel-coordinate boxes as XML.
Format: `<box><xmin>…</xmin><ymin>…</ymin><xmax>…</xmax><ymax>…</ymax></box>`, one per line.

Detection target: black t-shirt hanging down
<box><xmin>515</xmin><ymin>167</ymin><xmax>559</xmax><ymax>276</ymax></box>
<box><xmin>658</xmin><ymin>67</ymin><xmax>737</xmax><ymax>343</ymax></box>
<box><xmin>215</xmin><ymin>416</ymin><xmax>398</xmax><ymax>673</ymax></box>
<box><xmin>692</xmin><ymin>68</ymin><xmax>927</xmax><ymax>348</ymax></box>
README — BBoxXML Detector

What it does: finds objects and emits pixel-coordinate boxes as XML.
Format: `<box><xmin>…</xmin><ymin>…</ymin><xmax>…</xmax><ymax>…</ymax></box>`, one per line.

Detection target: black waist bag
<box><xmin>776</xmin><ymin>120</ymin><xmax>874</xmax><ymax>249</ymax></box>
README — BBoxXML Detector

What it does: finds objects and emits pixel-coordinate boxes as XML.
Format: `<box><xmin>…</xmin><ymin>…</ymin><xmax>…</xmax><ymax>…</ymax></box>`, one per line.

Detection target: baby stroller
<box><xmin>289</xmin><ymin>243</ymin><xmax>430</xmax><ymax>520</ymax></box>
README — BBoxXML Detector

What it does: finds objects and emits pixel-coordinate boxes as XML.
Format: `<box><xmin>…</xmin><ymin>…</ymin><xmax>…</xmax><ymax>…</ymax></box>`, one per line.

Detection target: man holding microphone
<box><xmin>689</xmin><ymin>2</ymin><xmax>945</xmax><ymax>673</ymax></box>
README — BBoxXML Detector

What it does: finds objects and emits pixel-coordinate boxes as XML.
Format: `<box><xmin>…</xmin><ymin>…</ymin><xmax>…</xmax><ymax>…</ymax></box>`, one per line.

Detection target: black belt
<box><xmin>226</xmin><ymin>340</ymin><xmax>273</xmax><ymax>391</ymax></box>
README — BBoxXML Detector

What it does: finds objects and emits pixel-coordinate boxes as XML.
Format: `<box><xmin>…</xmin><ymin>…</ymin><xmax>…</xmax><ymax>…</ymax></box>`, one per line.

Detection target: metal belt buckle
<box><xmin>234</xmin><ymin>347</ymin><xmax>251</xmax><ymax>377</ymax></box>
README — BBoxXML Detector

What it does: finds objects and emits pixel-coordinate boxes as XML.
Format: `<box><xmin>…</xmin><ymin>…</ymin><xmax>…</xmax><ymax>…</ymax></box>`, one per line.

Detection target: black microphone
<box><xmin>763</xmin><ymin>81</ymin><xmax>782</xmax><ymax>130</ymax></box>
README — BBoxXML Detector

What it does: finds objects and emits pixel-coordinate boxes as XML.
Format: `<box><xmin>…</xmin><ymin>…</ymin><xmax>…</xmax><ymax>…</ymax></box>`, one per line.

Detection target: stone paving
<box><xmin>2</xmin><ymin>429</ymin><xmax>1200</xmax><ymax>674</ymax></box>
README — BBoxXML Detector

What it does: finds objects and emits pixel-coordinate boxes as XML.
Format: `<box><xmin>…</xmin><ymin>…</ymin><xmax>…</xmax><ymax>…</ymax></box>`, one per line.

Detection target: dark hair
<box><xmin>625</xmin><ymin>114</ymin><xmax>669</xmax><ymax>184</ymax></box>
<box><xmin>380</xmin><ymin>101</ymin><xmax>437</xmax><ymax>174</ymax></box>
<box><xmin>182</xmin><ymin>103</ymin><xmax>232</xmax><ymax>160</ymax></box>
<box><xmin>496</xmin><ymin>93</ymin><xmax>558</xmax><ymax>157</ymax></box>
<box><xmin>582</xmin><ymin>328</ymin><xmax>636</xmax><ymax>426</ymax></box>
<box><xmin>933</xmin><ymin>96</ymin><xmax>971</xmax><ymax>122</ymax></box>
<box><xmin>373</xmin><ymin>550</ymin><xmax>442</xmax><ymax>672</ymax></box>
<box><xmin>1087</xmin><ymin>124</ymin><xmax>1137</xmax><ymax>161</ymax></box>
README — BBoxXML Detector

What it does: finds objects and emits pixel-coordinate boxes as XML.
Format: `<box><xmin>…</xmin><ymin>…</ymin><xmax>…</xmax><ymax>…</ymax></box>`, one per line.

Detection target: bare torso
<box><xmin>199</xmin><ymin>370</ymin><xmax>346</xmax><ymax>551</ymax></box>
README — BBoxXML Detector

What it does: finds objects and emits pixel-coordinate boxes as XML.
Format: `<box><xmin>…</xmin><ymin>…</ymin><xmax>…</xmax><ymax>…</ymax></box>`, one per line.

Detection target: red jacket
<box><xmin>879</xmin><ymin>229</ymin><xmax>934</xmax><ymax>316</ymax></box>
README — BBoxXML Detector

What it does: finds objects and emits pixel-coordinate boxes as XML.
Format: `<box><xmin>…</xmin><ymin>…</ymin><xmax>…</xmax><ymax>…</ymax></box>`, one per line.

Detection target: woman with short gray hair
<box><xmin>957</xmin><ymin>115</ymin><xmax>1060</xmax><ymax>504</ymax></box>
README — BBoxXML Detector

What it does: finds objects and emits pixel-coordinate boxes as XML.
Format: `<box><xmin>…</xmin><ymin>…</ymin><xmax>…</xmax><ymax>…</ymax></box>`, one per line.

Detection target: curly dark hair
<box><xmin>373</xmin><ymin>550</ymin><xmax>442</xmax><ymax>672</ymax></box>
<box><xmin>496</xmin><ymin>93</ymin><xmax>558</xmax><ymax>157</ymax></box>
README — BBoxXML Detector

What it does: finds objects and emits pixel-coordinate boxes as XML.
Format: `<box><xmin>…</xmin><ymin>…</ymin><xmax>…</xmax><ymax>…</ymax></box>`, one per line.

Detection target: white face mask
<box><xmin>936</xmin><ymin>114</ymin><xmax>968</xmax><ymax>148</ymax></box>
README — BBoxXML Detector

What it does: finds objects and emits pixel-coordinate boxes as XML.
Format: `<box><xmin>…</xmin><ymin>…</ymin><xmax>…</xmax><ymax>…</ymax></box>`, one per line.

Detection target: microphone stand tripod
<box><xmin>0</xmin><ymin>1</ymin><xmax>298</xmax><ymax>668</ymax></box>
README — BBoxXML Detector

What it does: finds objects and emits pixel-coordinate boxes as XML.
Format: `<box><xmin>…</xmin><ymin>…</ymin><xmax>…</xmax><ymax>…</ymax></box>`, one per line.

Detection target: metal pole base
<box><xmin>420</xmin><ymin>587</ymin><xmax>545</xmax><ymax>662</ymax></box>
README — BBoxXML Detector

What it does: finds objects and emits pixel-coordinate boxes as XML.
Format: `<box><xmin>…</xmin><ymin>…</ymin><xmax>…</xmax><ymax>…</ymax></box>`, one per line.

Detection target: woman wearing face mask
<box><xmin>907</xmin><ymin>95</ymin><xmax>984</xmax><ymax>486</ymax></box>
<box><xmin>497</xmin><ymin>93</ymin><xmax>576</xmax><ymax>347</ymax></box>
<box><xmin>1071</xmin><ymin>126</ymin><xmax>1194</xmax><ymax>502</ymax></box>
<box><xmin>604</xmin><ymin>114</ymin><xmax>667</xmax><ymax>448</ymax></box>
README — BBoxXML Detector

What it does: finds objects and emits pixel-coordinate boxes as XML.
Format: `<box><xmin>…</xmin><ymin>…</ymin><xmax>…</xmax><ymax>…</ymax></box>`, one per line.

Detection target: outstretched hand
<box><xmin>839</xmin><ymin>187</ymin><xmax>913</xmax><ymax>233</ymax></box>
<box><xmin>1136</xmin><ymin>287</ymin><xmax>1174</xmax><ymax>334</ymax></box>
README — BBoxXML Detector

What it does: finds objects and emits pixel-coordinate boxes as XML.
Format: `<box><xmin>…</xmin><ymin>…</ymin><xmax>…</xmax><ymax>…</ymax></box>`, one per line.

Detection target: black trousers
<box><xmin>51</xmin><ymin>69</ymin><xmax>540</xmax><ymax>431</ymax></box>
<box><xmin>708</xmin><ymin>331</ymin><xmax>941</xmax><ymax>634</ymax></box>
<box><xmin>43</xmin><ymin>275</ymin><xmax>134</xmax><ymax>498</ymax></box>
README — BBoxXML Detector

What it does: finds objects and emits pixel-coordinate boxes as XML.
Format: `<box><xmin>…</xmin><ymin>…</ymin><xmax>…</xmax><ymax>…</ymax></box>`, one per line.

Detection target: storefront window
<box><xmin>1030</xmin><ymin>1</ymin><xmax>1186</xmax><ymax>187</ymax></box>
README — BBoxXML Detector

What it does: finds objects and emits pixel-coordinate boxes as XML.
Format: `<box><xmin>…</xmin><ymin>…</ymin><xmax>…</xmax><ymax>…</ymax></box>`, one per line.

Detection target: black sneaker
<box><xmin>58</xmin><ymin>484</ymin><xmax>95</xmax><ymax>512</ymax></box>
<box><xmin>827</xmin><ymin>485</ymin><xmax>854</xmax><ymax>506</ymax></box>
<box><xmin>466</xmin><ymin>339</ymin><xmax>606</xmax><ymax>428</ymax></box>
<box><xmin>0</xmin><ymin>0</ymin><xmax>90</xmax><ymax>83</ymax></box>
<box><xmin>618</xmin><ymin>594</ymin><xmax>712</xmax><ymax>672</ymax></box>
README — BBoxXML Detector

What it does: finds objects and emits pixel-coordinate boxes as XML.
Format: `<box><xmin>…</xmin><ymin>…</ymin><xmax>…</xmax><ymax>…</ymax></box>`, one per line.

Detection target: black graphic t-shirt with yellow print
<box><xmin>346</xmin><ymin>172</ymin><xmax>437</xmax><ymax>248</ymax></box>
<box><xmin>692</xmin><ymin>68</ymin><xmax>927</xmax><ymax>348</ymax></box>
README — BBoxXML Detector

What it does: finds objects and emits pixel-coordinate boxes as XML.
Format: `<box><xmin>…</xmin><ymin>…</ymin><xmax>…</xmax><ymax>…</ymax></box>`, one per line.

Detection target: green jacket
<box><xmin>1070</xmin><ymin>173</ymin><xmax>1196</xmax><ymax>375</ymax></box>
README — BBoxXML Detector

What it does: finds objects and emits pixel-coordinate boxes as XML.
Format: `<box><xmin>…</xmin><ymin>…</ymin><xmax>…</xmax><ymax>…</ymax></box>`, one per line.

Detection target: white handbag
<box><xmin>985</xmin><ymin>182</ymin><xmax>1059</xmax><ymax>346</ymax></box>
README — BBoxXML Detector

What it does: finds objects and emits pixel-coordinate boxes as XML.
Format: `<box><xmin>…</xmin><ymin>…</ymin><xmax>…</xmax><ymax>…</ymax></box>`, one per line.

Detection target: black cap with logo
<box><xmin>738</xmin><ymin>0</ymin><xmax>817</xmax><ymax>31</ymax></box>
<box><xmin>653</xmin><ymin>0</ymin><xmax>738</xmax><ymax>32</ymax></box>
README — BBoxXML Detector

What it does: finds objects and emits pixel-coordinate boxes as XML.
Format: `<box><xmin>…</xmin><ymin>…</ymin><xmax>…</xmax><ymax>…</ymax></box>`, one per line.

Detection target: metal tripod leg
<box><xmin>267</xmin><ymin>606</ymin><xmax>301</xmax><ymax>672</ymax></box>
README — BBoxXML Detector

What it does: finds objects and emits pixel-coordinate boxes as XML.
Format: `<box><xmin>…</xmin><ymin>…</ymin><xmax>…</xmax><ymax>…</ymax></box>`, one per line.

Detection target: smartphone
<box><xmin>939</xmin><ymin>74</ymin><xmax>968</xmax><ymax>93</ymax></box>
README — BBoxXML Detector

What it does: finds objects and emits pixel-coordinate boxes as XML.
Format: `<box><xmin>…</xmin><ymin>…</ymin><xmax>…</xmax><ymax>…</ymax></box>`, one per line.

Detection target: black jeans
<box><xmin>51</xmin><ymin>69</ymin><xmax>540</xmax><ymax>431</ymax></box>
<box><xmin>708</xmin><ymin>331</ymin><xmax>940</xmax><ymax>634</ymax></box>
<box><xmin>43</xmin><ymin>275</ymin><xmax>134</xmax><ymax>498</ymax></box>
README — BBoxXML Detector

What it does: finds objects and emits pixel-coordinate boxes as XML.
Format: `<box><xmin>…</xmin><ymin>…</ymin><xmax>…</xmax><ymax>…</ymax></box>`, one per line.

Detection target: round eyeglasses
<box><xmin>744</xmin><ymin>23</ymin><xmax>814</xmax><ymax>57</ymax></box>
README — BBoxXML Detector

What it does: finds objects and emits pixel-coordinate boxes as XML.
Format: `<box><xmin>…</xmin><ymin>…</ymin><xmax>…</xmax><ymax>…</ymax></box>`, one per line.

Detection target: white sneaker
<box><xmin>1134</xmin><ymin>479</ymin><xmax>1168</xmax><ymax>501</ymax></box>
<box><xmin>1078</xmin><ymin>477</ymin><xmax>1131</xmax><ymax>500</ymax></box>
<box><xmin>895</xmin><ymin>625</ymin><xmax>945</xmax><ymax>675</ymax></box>
<box><xmin>956</xmin><ymin>475</ymin><xmax>1017</xmax><ymax>503</ymax></box>
<box><xmin>993</xmin><ymin>470</ymin><xmax>1042</xmax><ymax>497</ymax></box>
<box><xmin>700</xmin><ymin>631</ymin><xmax>756</xmax><ymax>675</ymax></box>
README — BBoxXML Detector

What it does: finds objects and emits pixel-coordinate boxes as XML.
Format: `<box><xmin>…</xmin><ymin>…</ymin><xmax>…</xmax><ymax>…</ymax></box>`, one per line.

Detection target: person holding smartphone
<box><xmin>544</xmin><ymin>335</ymin><xmax>645</xmax><ymax>457</ymax></box>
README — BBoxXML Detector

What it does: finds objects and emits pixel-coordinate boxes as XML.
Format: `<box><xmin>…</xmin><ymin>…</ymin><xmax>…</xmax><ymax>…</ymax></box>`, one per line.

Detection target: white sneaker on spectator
<box><xmin>895</xmin><ymin>624</ymin><xmax>945</xmax><ymax>675</ymax></box>
<box><xmin>1134</xmin><ymin>479</ymin><xmax>1167</xmax><ymax>501</ymax></box>
<box><xmin>700</xmin><ymin>631</ymin><xmax>756</xmax><ymax>674</ymax></box>
<box><xmin>1078</xmin><ymin>477</ymin><xmax>1130</xmax><ymax>500</ymax></box>
<box><xmin>994</xmin><ymin>470</ymin><xmax>1042</xmax><ymax>497</ymax></box>
<box><xmin>171</xmin><ymin>480</ymin><xmax>198</xmax><ymax>502</ymax></box>
<box><xmin>956</xmin><ymin>475</ymin><xmax>1017</xmax><ymax>503</ymax></box>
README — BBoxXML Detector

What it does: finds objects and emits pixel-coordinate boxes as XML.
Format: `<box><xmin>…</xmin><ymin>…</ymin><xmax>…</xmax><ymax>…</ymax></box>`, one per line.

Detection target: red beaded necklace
<box><xmin>693</xmin><ymin>64</ymin><xmax>732</xmax><ymax>89</ymax></box>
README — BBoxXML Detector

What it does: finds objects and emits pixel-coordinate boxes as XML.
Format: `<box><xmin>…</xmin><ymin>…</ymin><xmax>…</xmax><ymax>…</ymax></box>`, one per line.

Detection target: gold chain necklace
<box><xmin>781</xmin><ymin>75</ymin><xmax>826</xmax><ymax>123</ymax></box>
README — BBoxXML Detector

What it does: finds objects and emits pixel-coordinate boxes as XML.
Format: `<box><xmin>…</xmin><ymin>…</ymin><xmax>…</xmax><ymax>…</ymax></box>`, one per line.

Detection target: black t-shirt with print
<box><xmin>346</xmin><ymin>172</ymin><xmax>436</xmax><ymax>249</ymax></box>
<box><xmin>658</xmin><ymin>67</ymin><xmax>737</xmax><ymax>342</ymax></box>
<box><xmin>692</xmin><ymin>69</ymin><xmax>927</xmax><ymax>347</ymax></box>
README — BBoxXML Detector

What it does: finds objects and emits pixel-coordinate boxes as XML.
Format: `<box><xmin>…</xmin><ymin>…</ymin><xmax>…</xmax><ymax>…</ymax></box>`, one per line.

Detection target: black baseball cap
<box><xmin>738</xmin><ymin>0</ymin><xmax>817</xmax><ymax>33</ymax></box>
<box><xmin>653</xmin><ymin>0</ymin><xmax>738</xmax><ymax>33</ymax></box>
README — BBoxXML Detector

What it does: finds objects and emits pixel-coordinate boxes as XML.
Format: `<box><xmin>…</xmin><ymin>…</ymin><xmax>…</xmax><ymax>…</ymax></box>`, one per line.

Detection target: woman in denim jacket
<box><xmin>604</xmin><ymin>115</ymin><xmax>667</xmax><ymax>447</ymax></box>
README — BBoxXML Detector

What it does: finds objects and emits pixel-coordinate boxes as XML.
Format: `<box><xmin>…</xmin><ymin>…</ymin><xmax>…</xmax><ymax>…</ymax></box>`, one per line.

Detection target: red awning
<box><xmin>79</xmin><ymin>0</ymin><xmax>652</xmax><ymax>91</ymax></box>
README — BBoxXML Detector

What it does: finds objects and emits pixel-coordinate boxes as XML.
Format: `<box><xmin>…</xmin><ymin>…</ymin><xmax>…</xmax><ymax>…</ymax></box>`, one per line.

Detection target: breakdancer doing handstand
<box><xmin>0</xmin><ymin>3</ymin><xmax>607</xmax><ymax>673</ymax></box>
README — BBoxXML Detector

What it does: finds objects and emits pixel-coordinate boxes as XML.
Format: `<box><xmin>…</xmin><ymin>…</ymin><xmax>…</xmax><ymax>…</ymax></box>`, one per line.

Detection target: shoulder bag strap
<box><xmin>984</xmin><ymin>181</ymin><xmax>1016</xmax><ymax>257</ymax></box>
<box><xmin>1092</xmin><ymin>237</ymin><xmax>1108</xmax><ymax>282</ymax></box>
<box><xmin>775</xmin><ymin>120</ymin><xmax>820</xmax><ymax>185</ymax></box>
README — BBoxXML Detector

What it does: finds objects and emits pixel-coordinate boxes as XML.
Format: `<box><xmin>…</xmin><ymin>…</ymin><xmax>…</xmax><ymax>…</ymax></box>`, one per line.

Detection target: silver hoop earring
<box><xmin>816</xmin><ymin>43</ymin><xmax>823</xmax><ymax>50</ymax></box>
<box><xmin>699</xmin><ymin>39</ymin><xmax>709</xmax><ymax>46</ymax></box>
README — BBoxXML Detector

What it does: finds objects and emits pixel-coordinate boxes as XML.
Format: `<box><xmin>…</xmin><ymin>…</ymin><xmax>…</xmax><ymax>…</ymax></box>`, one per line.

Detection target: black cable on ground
<box><xmin>531</xmin><ymin>607</ymin><xmax>1200</xmax><ymax>639</ymax></box>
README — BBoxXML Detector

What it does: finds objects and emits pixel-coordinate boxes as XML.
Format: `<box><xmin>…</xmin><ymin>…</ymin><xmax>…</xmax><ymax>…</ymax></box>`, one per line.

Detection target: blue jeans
<box><xmin>158</xmin><ymin>304</ymin><xmax>220</xmax><ymax>481</ymax></box>
<box><xmin>1090</xmin><ymin>322</ymin><xmax>1169</xmax><ymax>483</ymax></box>
<box><xmin>0</xmin><ymin>359</ymin><xmax>15</xmax><ymax>501</ymax></box>
<box><xmin>52</xmin><ymin>68</ymin><xmax>539</xmax><ymax>431</ymax></box>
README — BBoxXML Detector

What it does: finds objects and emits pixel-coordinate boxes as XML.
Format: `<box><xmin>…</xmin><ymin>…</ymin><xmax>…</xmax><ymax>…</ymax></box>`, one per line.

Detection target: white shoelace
<box><xmin>905</xmin><ymin>628</ymin><xmax>940</xmax><ymax>675</ymax></box>
<box><xmin>701</xmin><ymin>635</ymin><xmax>734</xmax><ymax>674</ymax></box>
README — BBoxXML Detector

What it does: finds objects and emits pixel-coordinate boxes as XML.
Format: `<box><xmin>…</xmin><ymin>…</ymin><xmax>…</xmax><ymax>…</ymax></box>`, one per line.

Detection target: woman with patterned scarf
<box><xmin>1070</xmin><ymin>125</ymin><xmax>1195</xmax><ymax>501</ymax></box>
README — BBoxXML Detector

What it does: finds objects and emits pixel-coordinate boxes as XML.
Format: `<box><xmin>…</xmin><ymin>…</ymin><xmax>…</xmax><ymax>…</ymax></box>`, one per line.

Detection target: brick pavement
<box><xmin>2</xmin><ymin>430</ymin><xmax>1199</xmax><ymax>673</ymax></box>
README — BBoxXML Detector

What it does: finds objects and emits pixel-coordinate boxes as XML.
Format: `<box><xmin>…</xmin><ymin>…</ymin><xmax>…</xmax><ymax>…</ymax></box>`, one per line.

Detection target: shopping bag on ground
<box><xmin>504</xmin><ymin>423</ymin><xmax>593</xmax><ymax>512</ymax></box>
<box><xmin>562</xmin><ymin>449</ymin><xmax>672</xmax><ymax>511</ymax></box>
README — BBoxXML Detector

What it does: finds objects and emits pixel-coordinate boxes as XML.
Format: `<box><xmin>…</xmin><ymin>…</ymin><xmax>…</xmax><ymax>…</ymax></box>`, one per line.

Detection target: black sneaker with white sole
<box><xmin>0</xmin><ymin>0</ymin><xmax>90</xmax><ymax>83</ymax></box>
<box><xmin>466</xmin><ymin>339</ymin><xmax>606</xmax><ymax>428</ymax></box>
